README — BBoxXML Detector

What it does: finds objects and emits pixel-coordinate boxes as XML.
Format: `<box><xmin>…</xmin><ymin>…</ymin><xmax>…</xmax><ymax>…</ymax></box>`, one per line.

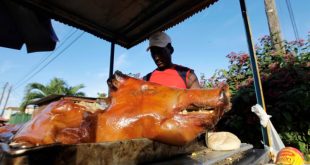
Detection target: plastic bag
<box><xmin>251</xmin><ymin>104</ymin><xmax>285</xmax><ymax>162</ymax></box>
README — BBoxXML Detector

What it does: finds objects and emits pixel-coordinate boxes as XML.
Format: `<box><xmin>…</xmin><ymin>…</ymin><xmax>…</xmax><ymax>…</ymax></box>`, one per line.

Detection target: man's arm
<box><xmin>187</xmin><ymin>72</ymin><xmax>201</xmax><ymax>89</ymax></box>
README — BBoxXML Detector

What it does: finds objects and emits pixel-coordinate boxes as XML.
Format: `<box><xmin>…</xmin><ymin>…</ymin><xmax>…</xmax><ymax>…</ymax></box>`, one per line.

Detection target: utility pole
<box><xmin>264</xmin><ymin>0</ymin><xmax>285</xmax><ymax>53</ymax></box>
<box><xmin>1</xmin><ymin>85</ymin><xmax>12</xmax><ymax>117</ymax></box>
<box><xmin>0</xmin><ymin>82</ymin><xmax>9</xmax><ymax>108</ymax></box>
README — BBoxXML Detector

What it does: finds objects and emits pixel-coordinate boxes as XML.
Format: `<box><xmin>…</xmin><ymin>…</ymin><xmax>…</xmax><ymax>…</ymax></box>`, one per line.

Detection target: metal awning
<box><xmin>11</xmin><ymin>0</ymin><xmax>218</xmax><ymax>49</ymax></box>
<box><xmin>0</xmin><ymin>0</ymin><xmax>58</xmax><ymax>53</ymax></box>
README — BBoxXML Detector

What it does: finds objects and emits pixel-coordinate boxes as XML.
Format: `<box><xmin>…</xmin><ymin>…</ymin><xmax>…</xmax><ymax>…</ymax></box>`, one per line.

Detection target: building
<box><xmin>29</xmin><ymin>95</ymin><xmax>107</xmax><ymax>117</ymax></box>
<box><xmin>2</xmin><ymin>107</ymin><xmax>20</xmax><ymax>120</ymax></box>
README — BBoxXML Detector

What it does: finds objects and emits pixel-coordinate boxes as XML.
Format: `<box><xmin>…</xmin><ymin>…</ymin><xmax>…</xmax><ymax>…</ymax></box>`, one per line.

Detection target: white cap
<box><xmin>147</xmin><ymin>32</ymin><xmax>171</xmax><ymax>51</ymax></box>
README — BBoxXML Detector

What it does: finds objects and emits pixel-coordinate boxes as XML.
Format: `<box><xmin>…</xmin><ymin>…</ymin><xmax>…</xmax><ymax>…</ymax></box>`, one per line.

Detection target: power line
<box><xmin>14</xmin><ymin>29</ymin><xmax>78</xmax><ymax>88</ymax></box>
<box><xmin>285</xmin><ymin>0</ymin><xmax>299</xmax><ymax>40</ymax></box>
<box><xmin>10</xmin><ymin>87</ymin><xmax>24</xmax><ymax>100</ymax></box>
<box><xmin>13</xmin><ymin>29</ymin><xmax>78</xmax><ymax>88</ymax></box>
<box><xmin>13</xmin><ymin>32</ymin><xmax>85</xmax><ymax>90</ymax></box>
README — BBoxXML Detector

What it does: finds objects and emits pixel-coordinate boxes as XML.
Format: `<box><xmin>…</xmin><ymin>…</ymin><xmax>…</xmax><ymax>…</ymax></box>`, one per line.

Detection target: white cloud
<box><xmin>96</xmin><ymin>72</ymin><xmax>109</xmax><ymax>79</ymax></box>
<box><xmin>0</xmin><ymin>61</ymin><xmax>17</xmax><ymax>74</ymax></box>
<box><xmin>83</xmin><ymin>68</ymin><xmax>109</xmax><ymax>79</ymax></box>
<box><xmin>222</xmin><ymin>14</ymin><xmax>240</xmax><ymax>29</ymax></box>
<box><xmin>115</xmin><ymin>52</ymin><xmax>130</xmax><ymax>70</ymax></box>
<box><xmin>84</xmin><ymin>84</ymin><xmax>109</xmax><ymax>98</ymax></box>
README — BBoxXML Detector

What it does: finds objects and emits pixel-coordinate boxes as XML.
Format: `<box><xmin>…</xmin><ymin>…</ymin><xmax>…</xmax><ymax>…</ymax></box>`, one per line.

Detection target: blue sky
<box><xmin>1</xmin><ymin>0</ymin><xmax>310</xmax><ymax>107</ymax></box>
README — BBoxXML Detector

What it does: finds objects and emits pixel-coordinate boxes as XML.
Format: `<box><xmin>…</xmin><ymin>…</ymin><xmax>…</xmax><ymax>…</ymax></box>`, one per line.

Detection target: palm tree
<box><xmin>97</xmin><ymin>92</ymin><xmax>107</xmax><ymax>98</ymax></box>
<box><xmin>20</xmin><ymin>78</ymin><xmax>85</xmax><ymax>111</ymax></box>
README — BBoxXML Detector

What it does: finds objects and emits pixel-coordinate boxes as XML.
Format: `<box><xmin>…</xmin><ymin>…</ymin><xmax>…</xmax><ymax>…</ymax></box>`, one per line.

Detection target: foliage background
<box><xmin>200</xmin><ymin>32</ymin><xmax>310</xmax><ymax>157</ymax></box>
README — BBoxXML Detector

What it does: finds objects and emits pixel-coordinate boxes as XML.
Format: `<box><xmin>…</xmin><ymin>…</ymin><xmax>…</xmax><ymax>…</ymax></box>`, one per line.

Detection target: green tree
<box><xmin>20</xmin><ymin>78</ymin><xmax>86</xmax><ymax>111</ymax></box>
<box><xmin>97</xmin><ymin>92</ymin><xmax>107</xmax><ymax>98</ymax></box>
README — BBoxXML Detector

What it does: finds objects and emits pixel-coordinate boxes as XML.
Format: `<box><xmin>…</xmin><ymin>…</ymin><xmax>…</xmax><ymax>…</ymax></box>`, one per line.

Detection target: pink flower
<box><xmin>268</xmin><ymin>62</ymin><xmax>279</xmax><ymax>71</ymax></box>
<box><xmin>246</xmin><ymin>78</ymin><xmax>253</xmax><ymax>85</ymax></box>
<box><xmin>226</xmin><ymin>52</ymin><xmax>237</xmax><ymax>58</ymax></box>
<box><xmin>236</xmin><ymin>84</ymin><xmax>241</xmax><ymax>90</ymax></box>
<box><xmin>283</xmin><ymin>53</ymin><xmax>295</xmax><ymax>63</ymax></box>
<box><xmin>254</xmin><ymin>44</ymin><xmax>260</xmax><ymax>51</ymax></box>
<box><xmin>240</xmin><ymin>53</ymin><xmax>249</xmax><ymax>63</ymax></box>
<box><xmin>270</xmin><ymin>50</ymin><xmax>277</xmax><ymax>56</ymax></box>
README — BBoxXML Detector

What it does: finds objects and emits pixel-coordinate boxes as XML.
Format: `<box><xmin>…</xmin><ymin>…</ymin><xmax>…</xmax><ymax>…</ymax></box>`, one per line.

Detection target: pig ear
<box><xmin>114</xmin><ymin>70</ymin><xmax>126</xmax><ymax>82</ymax></box>
<box><xmin>107</xmin><ymin>71</ymin><xmax>127</xmax><ymax>90</ymax></box>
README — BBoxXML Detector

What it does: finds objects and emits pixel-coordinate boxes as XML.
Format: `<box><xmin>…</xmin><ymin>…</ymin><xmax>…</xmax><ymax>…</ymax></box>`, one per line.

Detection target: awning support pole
<box><xmin>108</xmin><ymin>42</ymin><xmax>115</xmax><ymax>95</ymax></box>
<box><xmin>239</xmin><ymin>0</ymin><xmax>269</xmax><ymax>147</ymax></box>
<box><xmin>109</xmin><ymin>42</ymin><xmax>115</xmax><ymax>78</ymax></box>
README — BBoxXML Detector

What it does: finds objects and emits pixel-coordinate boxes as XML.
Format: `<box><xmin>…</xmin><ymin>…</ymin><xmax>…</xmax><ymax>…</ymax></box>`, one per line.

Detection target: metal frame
<box><xmin>239</xmin><ymin>0</ymin><xmax>269</xmax><ymax>146</ymax></box>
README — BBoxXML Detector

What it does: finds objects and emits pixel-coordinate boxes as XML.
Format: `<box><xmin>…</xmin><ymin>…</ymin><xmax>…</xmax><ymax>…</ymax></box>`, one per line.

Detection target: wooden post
<box><xmin>0</xmin><ymin>82</ymin><xmax>9</xmax><ymax>109</ymax></box>
<box><xmin>264</xmin><ymin>0</ymin><xmax>285</xmax><ymax>53</ymax></box>
<box><xmin>1</xmin><ymin>86</ymin><xmax>12</xmax><ymax>116</ymax></box>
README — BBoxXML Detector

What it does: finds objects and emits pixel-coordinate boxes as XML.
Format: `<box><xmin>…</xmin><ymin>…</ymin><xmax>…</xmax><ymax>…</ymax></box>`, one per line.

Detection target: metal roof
<box><xmin>29</xmin><ymin>94</ymin><xmax>98</xmax><ymax>106</ymax></box>
<box><xmin>13</xmin><ymin>0</ymin><xmax>219</xmax><ymax>48</ymax></box>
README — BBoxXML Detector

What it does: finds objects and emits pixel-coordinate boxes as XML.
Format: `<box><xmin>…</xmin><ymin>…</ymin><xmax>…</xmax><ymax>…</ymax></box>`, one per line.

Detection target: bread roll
<box><xmin>206</xmin><ymin>132</ymin><xmax>241</xmax><ymax>151</ymax></box>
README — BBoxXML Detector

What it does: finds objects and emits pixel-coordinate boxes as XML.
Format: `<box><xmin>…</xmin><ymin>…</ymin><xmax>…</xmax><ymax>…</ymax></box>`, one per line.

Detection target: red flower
<box><xmin>268</xmin><ymin>62</ymin><xmax>279</xmax><ymax>72</ymax></box>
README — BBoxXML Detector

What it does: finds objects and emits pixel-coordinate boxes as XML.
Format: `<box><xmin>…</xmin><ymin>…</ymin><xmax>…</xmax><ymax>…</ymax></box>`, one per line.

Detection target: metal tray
<box><xmin>0</xmin><ymin>138</ymin><xmax>207</xmax><ymax>165</ymax></box>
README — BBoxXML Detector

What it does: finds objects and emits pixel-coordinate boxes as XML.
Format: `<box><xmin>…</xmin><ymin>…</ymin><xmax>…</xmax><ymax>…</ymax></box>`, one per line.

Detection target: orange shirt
<box><xmin>149</xmin><ymin>68</ymin><xmax>187</xmax><ymax>89</ymax></box>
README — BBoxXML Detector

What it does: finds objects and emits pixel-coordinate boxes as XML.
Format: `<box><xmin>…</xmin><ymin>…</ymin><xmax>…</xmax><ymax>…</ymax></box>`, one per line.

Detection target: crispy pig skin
<box><xmin>10</xmin><ymin>71</ymin><xmax>230</xmax><ymax>146</ymax></box>
<box><xmin>13</xmin><ymin>100</ymin><xmax>92</xmax><ymax>145</ymax></box>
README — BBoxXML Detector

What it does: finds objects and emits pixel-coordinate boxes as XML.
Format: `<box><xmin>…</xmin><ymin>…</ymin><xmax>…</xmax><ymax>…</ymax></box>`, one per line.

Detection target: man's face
<box><xmin>150</xmin><ymin>46</ymin><xmax>172</xmax><ymax>70</ymax></box>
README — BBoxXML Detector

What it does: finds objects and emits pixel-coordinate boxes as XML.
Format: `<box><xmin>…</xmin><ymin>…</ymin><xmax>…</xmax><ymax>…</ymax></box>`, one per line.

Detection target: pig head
<box><xmin>12</xmin><ymin>100</ymin><xmax>96</xmax><ymax>146</ymax></box>
<box><xmin>11</xmin><ymin>71</ymin><xmax>230</xmax><ymax>146</ymax></box>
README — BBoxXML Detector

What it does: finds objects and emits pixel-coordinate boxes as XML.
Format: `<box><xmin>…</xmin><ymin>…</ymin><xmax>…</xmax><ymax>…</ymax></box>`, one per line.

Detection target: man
<box><xmin>143</xmin><ymin>31</ymin><xmax>201</xmax><ymax>89</ymax></box>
